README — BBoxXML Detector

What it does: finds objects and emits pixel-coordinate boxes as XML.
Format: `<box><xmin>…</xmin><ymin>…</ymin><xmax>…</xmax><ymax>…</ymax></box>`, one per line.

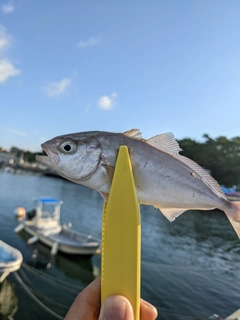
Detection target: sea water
<box><xmin>0</xmin><ymin>171</ymin><xmax>240</xmax><ymax>320</ymax></box>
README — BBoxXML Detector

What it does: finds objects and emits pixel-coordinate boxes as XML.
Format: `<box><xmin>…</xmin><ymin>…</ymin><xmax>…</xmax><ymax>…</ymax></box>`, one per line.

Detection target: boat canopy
<box><xmin>34</xmin><ymin>197</ymin><xmax>63</xmax><ymax>205</ymax></box>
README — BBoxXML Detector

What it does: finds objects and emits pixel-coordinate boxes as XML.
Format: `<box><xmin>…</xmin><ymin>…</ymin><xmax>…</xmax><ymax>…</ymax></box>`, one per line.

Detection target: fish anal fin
<box><xmin>225</xmin><ymin>212</ymin><xmax>240</xmax><ymax>239</ymax></box>
<box><xmin>225</xmin><ymin>201</ymin><xmax>240</xmax><ymax>239</ymax></box>
<box><xmin>147</xmin><ymin>133</ymin><xmax>182</xmax><ymax>156</ymax></box>
<box><xmin>157</xmin><ymin>207</ymin><xmax>187</xmax><ymax>222</ymax></box>
<box><xmin>123</xmin><ymin>129</ymin><xmax>143</xmax><ymax>139</ymax></box>
<box><xmin>100</xmin><ymin>192</ymin><xmax>109</xmax><ymax>201</ymax></box>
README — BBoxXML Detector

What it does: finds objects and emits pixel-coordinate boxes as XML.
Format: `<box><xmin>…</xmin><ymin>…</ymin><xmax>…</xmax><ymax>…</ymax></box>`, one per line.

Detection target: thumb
<box><xmin>98</xmin><ymin>295</ymin><xmax>134</xmax><ymax>320</ymax></box>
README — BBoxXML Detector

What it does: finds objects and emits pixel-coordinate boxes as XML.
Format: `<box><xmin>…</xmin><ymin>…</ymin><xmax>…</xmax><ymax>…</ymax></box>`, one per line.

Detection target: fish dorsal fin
<box><xmin>147</xmin><ymin>131</ymin><xmax>225</xmax><ymax>199</ymax></box>
<box><xmin>178</xmin><ymin>155</ymin><xmax>226</xmax><ymax>199</ymax></box>
<box><xmin>123</xmin><ymin>129</ymin><xmax>143</xmax><ymax>139</ymax></box>
<box><xmin>147</xmin><ymin>132</ymin><xmax>182</xmax><ymax>155</ymax></box>
<box><xmin>157</xmin><ymin>207</ymin><xmax>187</xmax><ymax>222</ymax></box>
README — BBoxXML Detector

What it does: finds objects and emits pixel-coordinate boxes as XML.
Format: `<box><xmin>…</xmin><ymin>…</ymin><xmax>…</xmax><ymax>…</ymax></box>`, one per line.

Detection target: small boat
<box><xmin>210</xmin><ymin>308</ymin><xmax>240</xmax><ymax>320</ymax></box>
<box><xmin>0</xmin><ymin>240</ymin><xmax>23</xmax><ymax>283</ymax></box>
<box><xmin>225</xmin><ymin>308</ymin><xmax>240</xmax><ymax>319</ymax></box>
<box><xmin>14</xmin><ymin>197</ymin><xmax>101</xmax><ymax>256</ymax></box>
<box><xmin>221</xmin><ymin>186</ymin><xmax>240</xmax><ymax>201</ymax></box>
<box><xmin>14</xmin><ymin>207</ymin><xmax>26</xmax><ymax>220</ymax></box>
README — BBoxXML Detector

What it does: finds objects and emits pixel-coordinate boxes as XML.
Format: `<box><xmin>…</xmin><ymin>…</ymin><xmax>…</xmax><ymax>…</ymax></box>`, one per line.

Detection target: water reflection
<box><xmin>17</xmin><ymin>230</ymin><xmax>99</xmax><ymax>283</ymax></box>
<box><xmin>0</xmin><ymin>278</ymin><xmax>18</xmax><ymax>320</ymax></box>
<box><xmin>1</xmin><ymin>172</ymin><xmax>240</xmax><ymax>319</ymax></box>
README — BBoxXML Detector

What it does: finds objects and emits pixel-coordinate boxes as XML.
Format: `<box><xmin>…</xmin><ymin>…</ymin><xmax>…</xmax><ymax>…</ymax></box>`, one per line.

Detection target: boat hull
<box><xmin>23</xmin><ymin>223</ymin><xmax>100</xmax><ymax>255</ymax></box>
<box><xmin>0</xmin><ymin>240</ymin><xmax>23</xmax><ymax>283</ymax></box>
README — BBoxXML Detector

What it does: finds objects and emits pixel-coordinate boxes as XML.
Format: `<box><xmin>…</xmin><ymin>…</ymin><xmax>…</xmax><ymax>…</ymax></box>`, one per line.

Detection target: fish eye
<box><xmin>59</xmin><ymin>140</ymin><xmax>77</xmax><ymax>154</ymax></box>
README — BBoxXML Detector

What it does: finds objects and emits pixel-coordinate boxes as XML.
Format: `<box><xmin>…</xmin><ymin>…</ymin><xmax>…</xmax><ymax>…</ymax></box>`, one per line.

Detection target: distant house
<box><xmin>0</xmin><ymin>152</ymin><xmax>17</xmax><ymax>165</ymax></box>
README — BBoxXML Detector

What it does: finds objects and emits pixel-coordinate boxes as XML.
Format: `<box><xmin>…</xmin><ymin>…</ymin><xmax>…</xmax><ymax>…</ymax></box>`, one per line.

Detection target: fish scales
<box><xmin>36</xmin><ymin>129</ymin><xmax>240</xmax><ymax>239</ymax></box>
<box><xmin>95</xmin><ymin>132</ymin><xmax>226</xmax><ymax>209</ymax></box>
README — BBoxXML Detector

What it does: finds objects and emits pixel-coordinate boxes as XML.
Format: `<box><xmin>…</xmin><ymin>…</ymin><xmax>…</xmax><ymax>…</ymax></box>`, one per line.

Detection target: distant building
<box><xmin>0</xmin><ymin>152</ymin><xmax>17</xmax><ymax>165</ymax></box>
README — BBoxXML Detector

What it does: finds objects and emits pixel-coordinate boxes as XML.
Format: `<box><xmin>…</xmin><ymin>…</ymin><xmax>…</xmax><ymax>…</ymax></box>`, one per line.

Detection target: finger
<box><xmin>64</xmin><ymin>277</ymin><xmax>101</xmax><ymax>320</ymax></box>
<box><xmin>140</xmin><ymin>299</ymin><xmax>158</xmax><ymax>320</ymax></box>
<box><xmin>98</xmin><ymin>295</ymin><xmax>158</xmax><ymax>320</ymax></box>
<box><xmin>98</xmin><ymin>295</ymin><xmax>134</xmax><ymax>320</ymax></box>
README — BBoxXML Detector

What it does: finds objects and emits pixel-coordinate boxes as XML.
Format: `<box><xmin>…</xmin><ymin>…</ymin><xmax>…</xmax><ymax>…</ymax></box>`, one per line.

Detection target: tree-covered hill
<box><xmin>178</xmin><ymin>134</ymin><xmax>240</xmax><ymax>189</ymax></box>
<box><xmin>2</xmin><ymin>134</ymin><xmax>240</xmax><ymax>189</ymax></box>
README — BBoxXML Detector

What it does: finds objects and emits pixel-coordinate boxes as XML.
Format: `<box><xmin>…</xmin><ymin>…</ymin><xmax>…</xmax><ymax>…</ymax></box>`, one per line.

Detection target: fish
<box><xmin>36</xmin><ymin>129</ymin><xmax>240</xmax><ymax>239</ymax></box>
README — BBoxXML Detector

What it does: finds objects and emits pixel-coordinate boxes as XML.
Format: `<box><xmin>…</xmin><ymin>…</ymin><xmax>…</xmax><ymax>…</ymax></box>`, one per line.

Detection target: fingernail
<box><xmin>99</xmin><ymin>296</ymin><xmax>128</xmax><ymax>320</ymax></box>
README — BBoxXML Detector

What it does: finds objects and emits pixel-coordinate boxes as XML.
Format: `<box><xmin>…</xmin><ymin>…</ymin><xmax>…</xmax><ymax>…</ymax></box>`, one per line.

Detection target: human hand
<box><xmin>64</xmin><ymin>277</ymin><xmax>158</xmax><ymax>320</ymax></box>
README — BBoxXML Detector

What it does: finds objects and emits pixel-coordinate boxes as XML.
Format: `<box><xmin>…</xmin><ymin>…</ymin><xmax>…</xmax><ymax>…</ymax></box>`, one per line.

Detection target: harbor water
<box><xmin>0</xmin><ymin>170</ymin><xmax>240</xmax><ymax>320</ymax></box>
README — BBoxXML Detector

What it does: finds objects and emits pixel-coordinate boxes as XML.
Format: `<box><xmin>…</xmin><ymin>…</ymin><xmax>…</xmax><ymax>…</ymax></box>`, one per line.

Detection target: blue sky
<box><xmin>1</xmin><ymin>0</ymin><xmax>240</xmax><ymax>152</ymax></box>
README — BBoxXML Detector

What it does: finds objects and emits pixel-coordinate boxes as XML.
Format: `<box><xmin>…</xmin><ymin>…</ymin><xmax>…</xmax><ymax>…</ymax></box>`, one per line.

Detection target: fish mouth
<box><xmin>36</xmin><ymin>144</ymin><xmax>56</xmax><ymax>166</ymax></box>
<box><xmin>36</xmin><ymin>155</ymin><xmax>51</xmax><ymax>166</ymax></box>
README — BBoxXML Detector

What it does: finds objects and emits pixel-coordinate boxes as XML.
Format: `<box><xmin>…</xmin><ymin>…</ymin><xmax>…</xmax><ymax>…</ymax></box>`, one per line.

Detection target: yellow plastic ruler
<box><xmin>101</xmin><ymin>145</ymin><xmax>141</xmax><ymax>320</ymax></box>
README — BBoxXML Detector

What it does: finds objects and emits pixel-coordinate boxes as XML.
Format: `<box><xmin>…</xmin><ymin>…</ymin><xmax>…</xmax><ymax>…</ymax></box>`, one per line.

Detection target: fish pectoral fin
<box><xmin>157</xmin><ymin>207</ymin><xmax>188</xmax><ymax>222</ymax></box>
<box><xmin>100</xmin><ymin>192</ymin><xmax>109</xmax><ymax>201</ymax></box>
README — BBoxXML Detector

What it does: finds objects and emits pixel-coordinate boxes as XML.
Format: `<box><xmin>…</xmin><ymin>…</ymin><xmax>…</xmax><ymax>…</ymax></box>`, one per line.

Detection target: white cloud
<box><xmin>0</xmin><ymin>25</ymin><xmax>11</xmax><ymax>53</ymax></box>
<box><xmin>77</xmin><ymin>37</ymin><xmax>100</xmax><ymax>48</ymax></box>
<box><xmin>0</xmin><ymin>26</ymin><xmax>20</xmax><ymax>83</ymax></box>
<box><xmin>1</xmin><ymin>127</ymin><xmax>27</xmax><ymax>137</ymax></box>
<box><xmin>43</xmin><ymin>78</ymin><xmax>71</xmax><ymax>97</ymax></box>
<box><xmin>98</xmin><ymin>93</ymin><xmax>117</xmax><ymax>111</ymax></box>
<box><xmin>1</xmin><ymin>3</ymin><xmax>15</xmax><ymax>14</ymax></box>
<box><xmin>0</xmin><ymin>59</ymin><xmax>21</xmax><ymax>83</ymax></box>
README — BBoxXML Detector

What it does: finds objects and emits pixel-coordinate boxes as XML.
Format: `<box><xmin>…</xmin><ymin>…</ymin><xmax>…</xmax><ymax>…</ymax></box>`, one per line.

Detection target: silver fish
<box><xmin>36</xmin><ymin>129</ymin><xmax>240</xmax><ymax>238</ymax></box>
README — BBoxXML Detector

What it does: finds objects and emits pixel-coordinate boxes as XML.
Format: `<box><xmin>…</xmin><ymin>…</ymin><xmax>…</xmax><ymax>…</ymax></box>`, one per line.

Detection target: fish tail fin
<box><xmin>225</xmin><ymin>201</ymin><xmax>240</xmax><ymax>239</ymax></box>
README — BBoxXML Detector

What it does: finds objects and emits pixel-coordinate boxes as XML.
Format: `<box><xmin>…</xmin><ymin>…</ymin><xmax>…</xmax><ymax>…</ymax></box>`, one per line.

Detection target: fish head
<box><xmin>36</xmin><ymin>134</ymin><xmax>103</xmax><ymax>183</ymax></box>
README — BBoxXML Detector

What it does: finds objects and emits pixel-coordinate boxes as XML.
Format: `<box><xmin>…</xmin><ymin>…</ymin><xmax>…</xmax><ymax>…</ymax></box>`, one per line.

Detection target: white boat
<box><xmin>225</xmin><ymin>308</ymin><xmax>240</xmax><ymax>319</ymax></box>
<box><xmin>210</xmin><ymin>308</ymin><xmax>240</xmax><ymax>320</ymax></box>
<box><xmin>0</xmin><ymin>240</ymin><xmax>23</xmax><ymax>283</ymax></box>
<box><xmin>14</xmin><ymin>197</ymin><xmax>101</xmax><ymax>256</ymax></box>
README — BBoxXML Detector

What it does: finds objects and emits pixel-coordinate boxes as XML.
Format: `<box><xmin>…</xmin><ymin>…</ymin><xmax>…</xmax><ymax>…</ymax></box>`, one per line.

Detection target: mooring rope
<box><xmin>13</xmin><ymin>272</ymin><xmax>64</xmax><ymax>320</ymax></box>
<box><xmin>18</xmin><ymin>268</ymin><xmax>69</xmax><ymax>310</ymax></box>
<box><xmin>22</xmin><ymin>262</ymin><xmax>84</xmax><ymax>293</ymax></box>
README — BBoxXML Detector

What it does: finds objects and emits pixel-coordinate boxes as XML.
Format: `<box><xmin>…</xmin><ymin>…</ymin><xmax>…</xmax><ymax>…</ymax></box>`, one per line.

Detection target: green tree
<box><xmin>178</xmin><ymin>134</ymin><xmax>240</xmax><ymax>189</ymax></box>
